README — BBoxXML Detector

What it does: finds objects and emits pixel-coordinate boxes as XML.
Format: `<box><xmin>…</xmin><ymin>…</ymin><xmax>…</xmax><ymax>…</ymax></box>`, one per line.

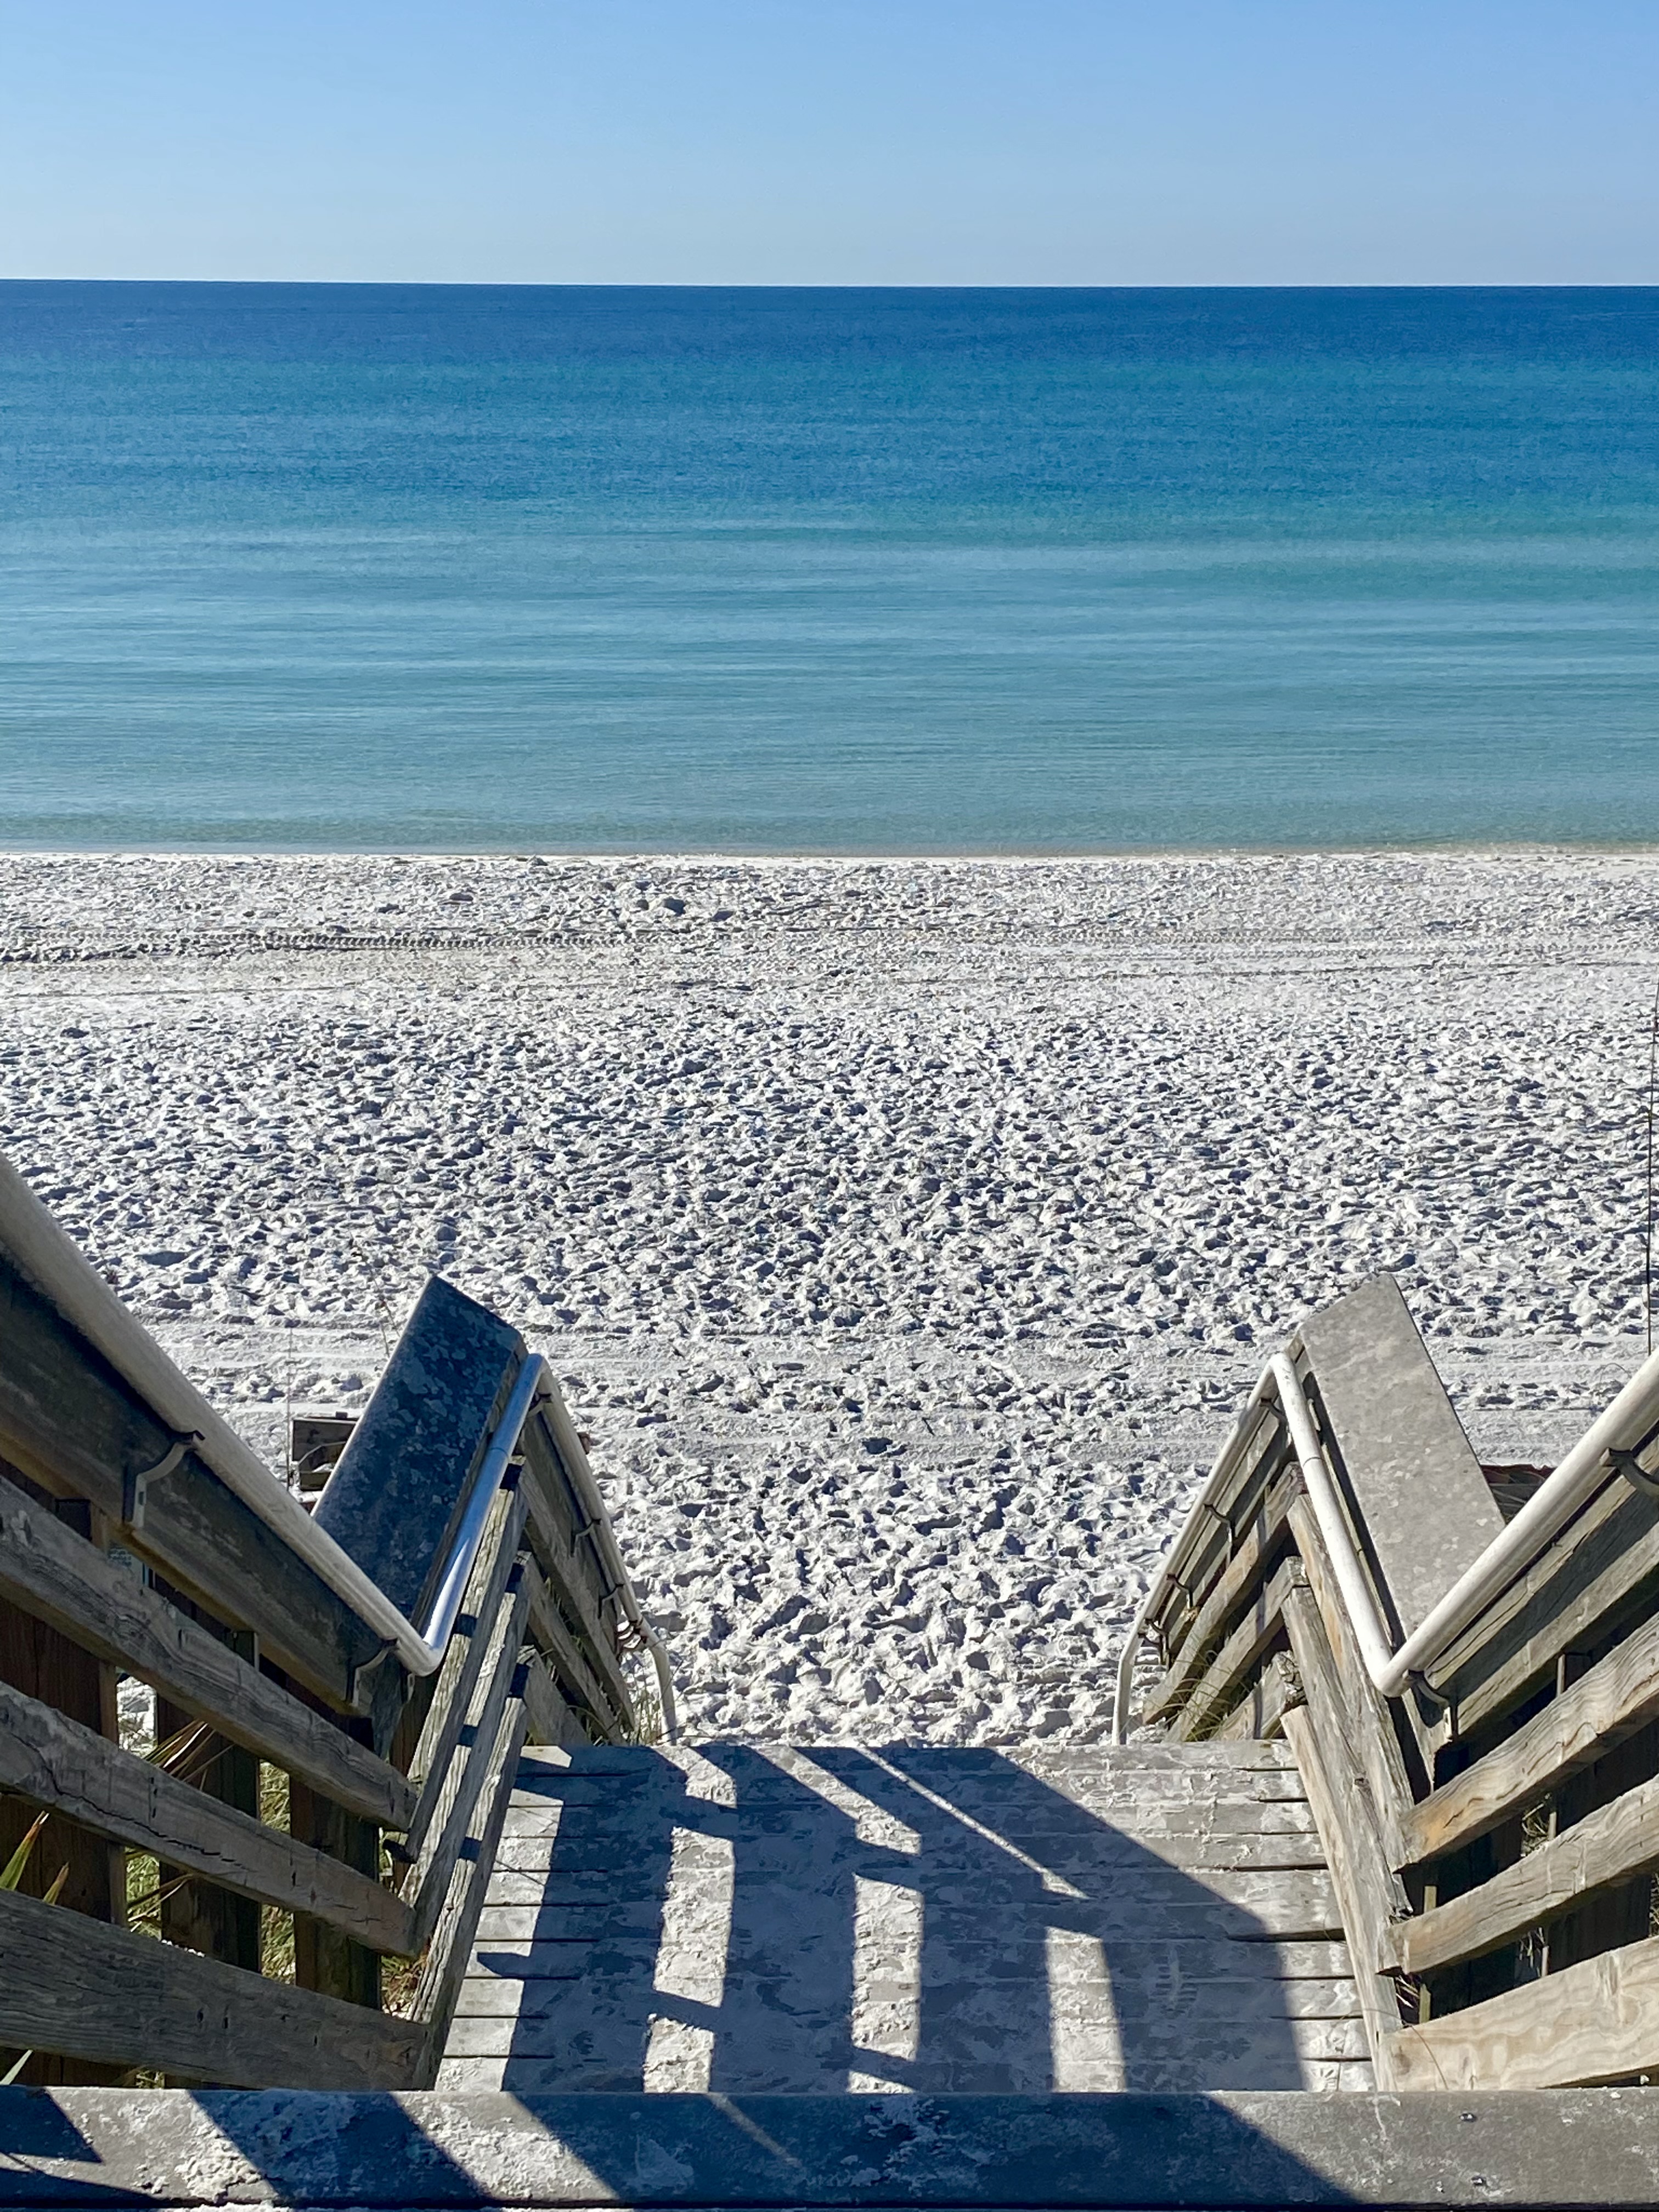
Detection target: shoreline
<box><xmin>1</xmin><ymin>848</ymin><xmax>1654</xmax><ymax>1742</ymax></box>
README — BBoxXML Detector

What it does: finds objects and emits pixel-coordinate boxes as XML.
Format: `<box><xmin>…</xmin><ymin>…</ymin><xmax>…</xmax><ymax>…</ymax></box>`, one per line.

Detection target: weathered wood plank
<box><xmin>1392</xmin><ymin>1769</ymin><xmax>1659</xmax><ymax>1978</ymax></box>
<box><xmin>1214</xmin><ymin>1650</ymin><xmax>1302</xmax><ymax>1743</ymax></box>
<box><xmin>0</xmin><ymin>1882</ymin><xmax>422</xmax><ymax>2089</ymax></box>
<box><xmin>1299</xmin><ymin>1276</ymin><xmax>1505</xmax><ymax>1642</ymax></box>
<box><xmin>1286</xmin><ymin>1497</ymin><xmax>1419</xmax><ymax>1868</ymax></box>
<box><xmin>0</xmin><ymin>1254</ymin><xmax>383</xmax><ymax>1711</ymax></box>
<box><xmin>1280</xmin><ymin>1592</ymin><xmax>1408</xmax><ymax>2081</ymax></box>
<box><xmin>523</xmin><ymin>1572</ymin><xmax>625</xmax><ymax>1740</ymax></box>
<box><xmin>1385</xmin><ymin>1926</ymin><xmax>1659</xmax><ymax>2090</ymax></box>
<box><xmin>390</xmin><ymin>1481</ymin><xmax>528</xmax><ymax>1871</ymax></box>
<box><xmin>1170</xmin><ymin>1557</ymin><xmax>1303</xmax><ymax>1743</ymax></box>
<box><xmin>1143</xmin><ymin>1470</ymin><xmax>1297</xmax><ymax>1724</ymax></box>
<box><xmin>0</xmin><ymin>1474</ymin><xmax>415</xmax><ymax>1829</ymax></box>
<box><xmin>1152</xmin><ymin>1412</ymin><xmax>1285</xmax><ymax>1658</ymax></box>
<box><xmin>1437</xmin><ymin>1475</ymin><xmax>1659</xmax><ymax>1738</ymax></box>
<box><xmin>314</xmin><ymin>1278</ymin><xmax>522</xmax><ymax>1628</ymax></box>
<box><xmin>407</xmin><ymin>1560</ymin><xmax>537</xmax><ymax>1952</ymax></box>
<box><xmin>517</xmin><ymin>1409</ymin><xmax>636</xmax><ymax>1726</ymax></box>
<box><xmin>412</xmin><ymin>1679</ymin><xmax>532</xmax><ymax>2078</ymax></box>
<box><xmin>1403</xmin><ymin>1606</ymin><xmax>1659</xmax><ymax>1868</ymax></box>
<box><xmin>521</xmin><ymin>1651</ymin><xmax>584</xmax><ymax>1748</ymax></box>
<box><xmin>0</xmin><ymin>1676</ymin><xmax>415</xmax><ymax>1954</ymax></box>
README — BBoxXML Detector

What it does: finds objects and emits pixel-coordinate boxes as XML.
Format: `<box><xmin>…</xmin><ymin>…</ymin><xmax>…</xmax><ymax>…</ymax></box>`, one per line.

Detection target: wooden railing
<box><xmin>0</xmin><ymin>1160</ymin><xmax>654</xmax><ymax>2089</ymax></box>
<box><xmin>1128</xmin><ymin>1272</ymin><xmax>1659</xmax><ymax>2092</ymax></box>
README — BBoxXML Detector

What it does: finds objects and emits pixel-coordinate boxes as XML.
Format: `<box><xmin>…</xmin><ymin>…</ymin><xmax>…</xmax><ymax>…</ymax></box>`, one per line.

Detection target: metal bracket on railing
<box><xmin>121</xmin><ymin>1429</ymin><xmax>202</xmax><ymax>1530</ymax></box>
<box><xmin>1606</xmin><ymin>1446</ymin><xmax>1659</xmax><ymax>1502</ymax></box>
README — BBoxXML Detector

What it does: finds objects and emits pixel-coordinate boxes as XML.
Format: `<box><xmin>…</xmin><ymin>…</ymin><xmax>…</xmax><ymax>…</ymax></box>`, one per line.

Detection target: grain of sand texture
<box><xmin>2</xmin><ymin>850</ymin><xmax>1655</xmax><ymax>1743</ymax></box>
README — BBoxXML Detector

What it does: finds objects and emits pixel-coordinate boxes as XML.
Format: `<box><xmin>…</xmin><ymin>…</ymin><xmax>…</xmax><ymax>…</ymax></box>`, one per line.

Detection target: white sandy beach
<box><xmin>1</xmin><ymin>848</ymin><xmax>1655</xmax><ymax>1743</ymax></box>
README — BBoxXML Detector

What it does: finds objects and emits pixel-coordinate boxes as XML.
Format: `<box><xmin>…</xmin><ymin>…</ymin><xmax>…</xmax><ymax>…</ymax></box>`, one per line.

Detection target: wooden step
<box><xmin>439</xmin><ymin>1742</ymin><xmax>1369</xmax><ymax>2095</ymax></box>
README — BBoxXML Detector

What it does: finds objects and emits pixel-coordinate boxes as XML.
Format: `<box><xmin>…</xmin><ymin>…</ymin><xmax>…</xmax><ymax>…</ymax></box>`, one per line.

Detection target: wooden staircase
<box><xmin>439</xmin><ymin>1740</ymin><xmax>1371</xmax><ymax>2095</ymax></box>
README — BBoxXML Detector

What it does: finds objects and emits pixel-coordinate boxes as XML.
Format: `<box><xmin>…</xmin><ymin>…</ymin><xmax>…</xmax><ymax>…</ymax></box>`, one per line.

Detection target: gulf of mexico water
<box><xmin>1</xmin><ymin>283</ymin><xmax>1655</xmax><ymax>853</ymax></box>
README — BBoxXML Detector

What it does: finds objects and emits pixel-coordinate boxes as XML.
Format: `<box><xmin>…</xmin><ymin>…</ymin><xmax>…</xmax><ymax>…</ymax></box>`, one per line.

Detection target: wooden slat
<box><xmin>1437</xmin><ymin>1475</ymin><xmax>1659</xmax><ymax>1737</ymax></box>
<box><xmin>517</xmin><ymin>1410</ymin><xmax>637</xmax><ymax>1725</ymax></box>
<box><xmin>1143</xmin><ymin>1469</ymin><xmax>1297</xmax><ymax>1724</ymax></box>
<box><xmin>1169</xmin><ymin>1556</ymin><xmax>1302</xmax><ymax>1743</ymax></box>
<box><xmin>0</xmin><ymin>1882</ymin><xmax>422</xmax><ymax>2089</ymax></box>
<box><xmin>1385</xmin><ymin>1927</ymin><xmax>1659</xmax><ymax>2091</ymax></box>
<box><xmin>1287</xmin><ymin>1497</ymin><xmax>1418</xmax><ymax>1869</ymax></box>
<box><xmin>1392</xmin><ymin>1770</ymin><xmax>1659</xmax><ymax>1978</ymax></box>
<box><xmin>0</xmin><ymin>1255</ymin><xmax>384</xmax><ymax>1711</ymax></box>
<box><xmin>521</xmin><ymin>1652</ymin><xmax>582</xmax><ymax>1748</ymax></box>
<box><xmin>1280</xmin><ymin>1590</ymin><xmax>1408</xmax><ymax>2081</ymax></box>
<box><xmin>411</xmin><ymin>1680</ymin><xmax>532</xmax><ymax>2078</ymax></box>
<box><xmin>407</xmin><ymin>1561</ymin><xmax>537</xmax><ymax>1952</ymax></box>
<box><xmin>1214</xmin><ymin>1650</ymin><xmax>1302</xmax><ymax>1743</ymax></box>
<box><xmin>0</xmin><ymin>1677</ymin><xmax>415</xmax><ymax>1955</ymax></box>
<box><xmin>0</xmin><ymin>1474</ymin><xmax>415</xmax><ymax>1829</ymax></box>
<box><xmin>1403</xmin><ymin>1607</ymin><xmax>1659</xmax><ymax>1868</ymax></box>
<box><xmin>390</xmin><ymin>1481</ymin><xmax>528</xmax><ymax>1870</ymax></box>
<box><xmin>1153</xmin><ymin>1410</ymin><xmax>1285</xmax><ymax>1654</ymax></box>
<box><xmin>523</xmin><ymin>1572</ymin><xmax>625</xmax><ymax>1740</ymax></box>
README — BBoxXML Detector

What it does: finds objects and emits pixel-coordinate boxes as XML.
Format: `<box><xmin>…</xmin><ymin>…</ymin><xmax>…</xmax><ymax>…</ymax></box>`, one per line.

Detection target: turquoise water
<box><xmin>1</xmin><ymin>284</ymin><xmax>1655</xmax><ymax>852</ymax></box>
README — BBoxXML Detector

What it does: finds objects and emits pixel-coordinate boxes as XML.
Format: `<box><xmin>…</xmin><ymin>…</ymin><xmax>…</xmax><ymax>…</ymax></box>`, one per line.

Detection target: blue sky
<box><xmin>2</xmin><ymin>1</ymin><xmax>1654</xmax><ymax>284</ymax></box>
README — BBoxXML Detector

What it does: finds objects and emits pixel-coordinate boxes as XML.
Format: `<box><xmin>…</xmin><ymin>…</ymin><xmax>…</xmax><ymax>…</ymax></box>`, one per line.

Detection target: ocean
<box><xmin>1</xmin><ymin>283</ymin><xmax>1655</xmax><ymax>853</ymax></box>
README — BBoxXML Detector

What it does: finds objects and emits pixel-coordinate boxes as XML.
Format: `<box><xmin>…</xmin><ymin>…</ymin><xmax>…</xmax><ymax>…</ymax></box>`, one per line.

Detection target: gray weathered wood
<box><xmin>0</xmin><ymin>1254</ymin><xmax>385</xmax><ymax>1711</ymax></box>
<box><xmin>1298</xmin><ymin>1275</ymin><xmax>1504</xmax><ymax>1643</ymax></box>
<box><xmin>1403</xmin><ymin>1605</ymin><xmax>1659</xmax><ymax>1869</ymax></box>
<box><xmin>390</xmin><ymin>1480</ymin><xmax>528</xmax><ymax>1870</ymax></box>
<box><xmin>523</xmin><ymin>1571</ymin><xmax>625</xmax><ymax>1740</ymax></box>
<box><xmin>315</xmin><ymin>1277</ymin><xmax>522</xmax><ymax>1628</ymax></box>
<box><xmin>1391</xmin><ymin>1769</ymin><xmax>1659</xmax><ymax>1978</ymax></box>
<box><xmin>1214</xmin><ymin>1650</ymin><xmax>1302</xmax><ymax>1743</ymax></box>
<box><xmin>408</xmin><ymin>1561</ymin><xmax>537</xmax><ymax>1952</ymax></box>
<box><xmin>1286</xmin><ymin>1497</ymin><xmax>1418</xmax><ymax>1870</ymax></box>
<box><xmin>0</xmin><ymin>1675</ymin><xmax>415</xmax><ymax>1954</ymax></box>
<box><xmin>1437</xmin><ymin>1473</ymin><xmax>1659</xmax><ymax>1736</ymax></box>
<box><xmin>0</xmin><ymin>1881</ymin><xmax>423</xmax><ymax>2089</ymax></box>
<box><xmin>1385</xmin><ymin>1926</ymin><xmax>1659</xmax><ymax>2091</ymax></box>
<box><xmin>413</xmin><ymin>1683</ymin><xmax>532</xmax><ymax>2075</ymax></box>
<box><xmin>516</xmin><ymin>1412</ymin><xmax>636</xmax><ymax>1729</ymax></box>
<box><xmin>521</xmin><ymin>1651</ymin><xmax>584</xmax><ymax>1748</ymax></box>
<box><xmin>1280</xmin><ymin>1592</ymin><xmax>1408</xmax><ymax>2081</ymax></box>
<box><xmin>1143</xmin><ymin>1470</ymin><xmax>1297</xmax><ymax>1724</ymax></box>
<box><xmin>1170</xmin><ymin>1557</ymin><xmax>1303</xmax><ymax>1743</ymax></box>
<box><xmin>1153</xmin><ymin>1413</ymin><xmax>1286</xmax><ymax>1657</ymax></box>
<box><xmin>0</xmin><ymin>1473</ymin><xmax>415</xmax><ymax>1829</ymax></box>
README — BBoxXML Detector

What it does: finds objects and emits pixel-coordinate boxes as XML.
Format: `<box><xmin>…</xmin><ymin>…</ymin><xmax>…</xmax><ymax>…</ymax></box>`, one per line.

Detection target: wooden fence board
<box><xmin>0</xmin><ymin>1677</ymin><xmax>415</xmax><ymax>1954</ymax></box>
<box><xmin>1143</xmin><ymin>1470</ymin><xmax>1297</xmax><ymax>1724</ymax></box>
<box><xmin>0</xmin><ymin>1882</ymin><xmax>424</xmax><ymax>2089</ymax></box>
<box><xmin>0</xmin><ymin>1474</ymin><xmax>414</xmax><ymax>1829</ymax></box>
<box><xmin>1170</xmin><ymin>1557</ymin><xmax>1302</xmax><ymax>1743</ymax></box>
<box><xmin>1385</xmin><ymin>1926</ymin><xmax>1659</xmax><ymax>2090</ymax></box>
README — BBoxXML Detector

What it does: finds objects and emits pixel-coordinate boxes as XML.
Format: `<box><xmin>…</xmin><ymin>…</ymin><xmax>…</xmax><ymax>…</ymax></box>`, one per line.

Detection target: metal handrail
<box><xmin>1114</xmin><ymin>1328</ymin><xmax>1659</xmax><ymax>1740</ymax></box>
<box><xmin>415</xmin><ymin>1353</ymin><xmax>549</xmax><ymax>1666</ymax></box>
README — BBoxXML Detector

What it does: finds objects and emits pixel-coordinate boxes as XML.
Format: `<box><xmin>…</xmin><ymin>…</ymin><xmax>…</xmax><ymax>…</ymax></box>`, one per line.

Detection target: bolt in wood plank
<box><xmin>0</xmin><ymin>1882</ymin><xmax>422</xmax><ymax>2089</ymax></box>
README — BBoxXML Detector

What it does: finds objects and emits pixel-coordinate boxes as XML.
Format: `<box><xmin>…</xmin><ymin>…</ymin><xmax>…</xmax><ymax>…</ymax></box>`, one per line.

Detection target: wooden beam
<box><xmin>521</xmin><ymin>1652</ymin><xmax>583</xmax><ymax>1748</ymax></box>
<box><xmin>1143</xmin><ymin>1470</ymin><xmax>1297</xmax><ymax>1724</ymax></box>
<box><xmin>389</xmin><ymin>1481</ymin><xmax>528</xmax><ymax>1871</ymax></box>
<box><xmin>1391</xmin><ymin>1771</ymin><xmax>1659</xmax><ymax>1979</ymax></box>
<box><xmin>1385</xmin><ymin>1927</ymin><xmax>1659</xmax><ymax>2091</ymax></box>
<box><xmin>517</xmin><ymin>1408</ymin><xmax>637</xmax><ymax>1727</ymax></box>
<box><xmin>0</xmin><ymin>1677</ymin><xmax>414</xmax><ymax>1955</ymax></box>
<box><xmin>0</xmin><ymin>1255</ymin><xmax>384</xmax><ymax>1711</ymax></box>
<box><xmin>411</xmin><ymin>1680</ymin><xmax>532</xmax><ymax>2080</ymax></box>
<box><xmin>523</xmin><ymin>1572</ymin><xmax>625</xmax><ymax>1740</ymax></box>
<box><xmin>1287</xmin><ymin>1497</ymin><xmax>1420</xmax><ymax>1869</ymax></box>
<box><xmin>1402</xmin><ymin>1607</ymin><xmax>1659</xmax><ymax>1869</ymax></box>
<box><xmin>1437</xmin><ymin>1475</ymin><xmax>1659</xmax><ymax>1739</ymax></box>
<box><xmin>0</xmin><ymin>1882</ymin><xmax>423</xmax><ymax>2090</ymax></box>
<box><xmin>0</xmin><ymin>1474</ymin><xmax>415</xmax><ymax>1829</ymax></box>
<box><xmin>1169</xmin><ymin>1556</ymin><xmax>1302</xmax><ymax>1743</ymax></box>
<box><xmin>407</xmin><ymin>1560</ymin><xmax>536</xmax><ymax>1952</ymax></box>
<box><xmin>1280</xmin><ymin>1588</ymin><xmax>1409</xmax><ymax>2081</ymax></box>
<box><xmin>1214</xmin><ymin>1650</ymin><xmax>1302</xmax><ymax>1742</ymax></box>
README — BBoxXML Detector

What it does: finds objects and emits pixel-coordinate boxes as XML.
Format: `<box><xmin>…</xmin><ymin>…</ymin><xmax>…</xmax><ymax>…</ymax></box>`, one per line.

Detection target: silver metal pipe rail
<box><xmin>416</xmin><ymin>1353</ymin><xmax>549</xmax><ymax>1666</ymax></box>
<box><xmin>1114</xmin><ymin>1329</ymin><xmax>1659</xmax><ymax>1741</ymax></box>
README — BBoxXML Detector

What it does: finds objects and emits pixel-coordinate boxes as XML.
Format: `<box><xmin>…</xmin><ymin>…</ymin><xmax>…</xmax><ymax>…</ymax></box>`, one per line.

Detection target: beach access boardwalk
<box><xmin>12</xmin><ymin>1159</ymin><xmax>1659</xmax><ymax>2205</ymax></box>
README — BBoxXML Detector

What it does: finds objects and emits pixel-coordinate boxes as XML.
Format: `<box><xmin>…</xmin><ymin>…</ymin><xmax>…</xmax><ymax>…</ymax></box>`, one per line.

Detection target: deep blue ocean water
<box><xmin>2</xmin><ymin>283</ymin><xmax>1656</xmax><ymax>852</ymax></box>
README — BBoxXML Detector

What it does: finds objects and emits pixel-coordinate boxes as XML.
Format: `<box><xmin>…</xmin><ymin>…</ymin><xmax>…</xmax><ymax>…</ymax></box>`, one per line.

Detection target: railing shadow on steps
<box><xmin>1116</xmin><ymin>1269</ymin><xmax>1659</xmax><ymax>2093</ymax></box>
<box><xmin>0</xmin><ymin>1153</ymin><xmax>670</xmax><ymax>2090</ymax></box>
